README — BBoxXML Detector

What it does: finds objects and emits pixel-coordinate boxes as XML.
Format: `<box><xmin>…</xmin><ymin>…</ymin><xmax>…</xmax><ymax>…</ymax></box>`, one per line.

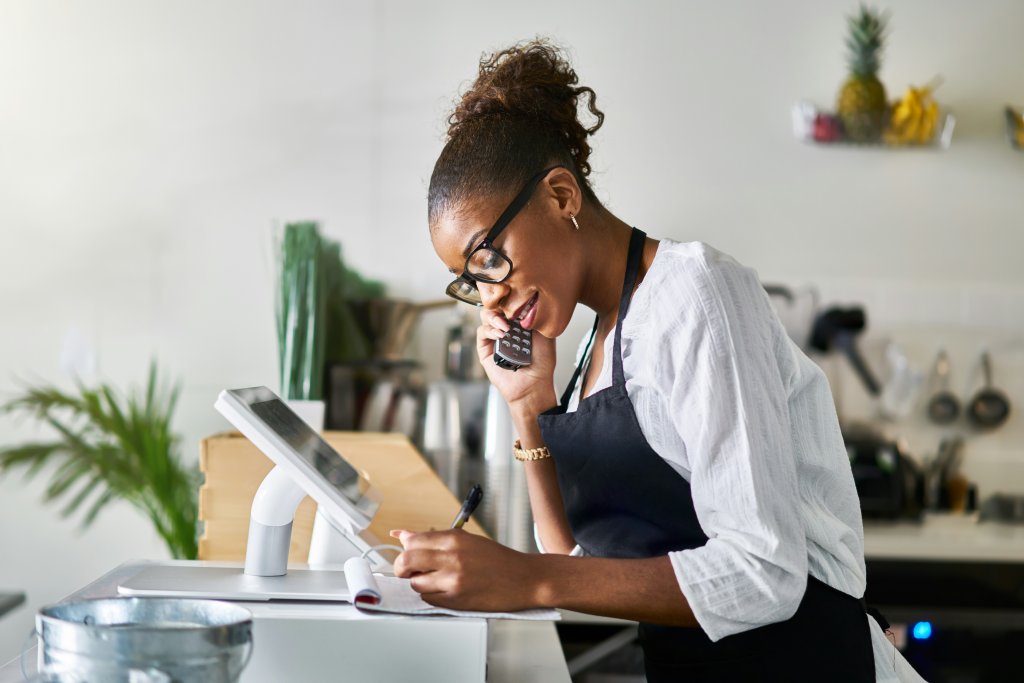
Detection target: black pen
<box><xmin>451</xmin><ymin>484</ymin><xmax>484</xmax><ymax>529</ymax></box>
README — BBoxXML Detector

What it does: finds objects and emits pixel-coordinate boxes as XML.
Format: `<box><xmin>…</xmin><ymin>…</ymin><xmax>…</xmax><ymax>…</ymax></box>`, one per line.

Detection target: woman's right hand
<box><xmin>476</xmin><ymin>308</ymin><xmax>558</xmax><ymax>416</ymax></box>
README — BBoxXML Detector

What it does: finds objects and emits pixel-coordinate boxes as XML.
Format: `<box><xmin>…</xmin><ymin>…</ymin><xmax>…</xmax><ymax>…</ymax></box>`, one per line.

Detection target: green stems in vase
<box><xmin>277</xmin><ymin>222</ymin><xmax>327</xmax><ymax>401</ymax></box>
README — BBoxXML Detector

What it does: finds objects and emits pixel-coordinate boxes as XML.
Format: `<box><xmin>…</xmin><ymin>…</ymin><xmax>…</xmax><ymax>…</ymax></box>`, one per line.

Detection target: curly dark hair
<box><xmin>428</xmin><ymin>38</ymin><xmax>605</xmax><ymax>227</ymax></box>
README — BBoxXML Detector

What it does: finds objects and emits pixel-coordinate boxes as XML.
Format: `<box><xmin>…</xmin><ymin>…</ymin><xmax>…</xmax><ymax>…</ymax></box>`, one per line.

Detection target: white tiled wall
<box><xmin>808</xmin><ymin>278</ymin><xmax>1024</xmax><ymax>497</ymax></box>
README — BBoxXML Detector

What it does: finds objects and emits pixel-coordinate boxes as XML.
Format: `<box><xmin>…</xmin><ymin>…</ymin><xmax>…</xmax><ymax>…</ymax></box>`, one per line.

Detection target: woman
<box><xmin>392</xmin><ymin>40</ymin><xmax>917</xmax><ymax>681</ymax></box>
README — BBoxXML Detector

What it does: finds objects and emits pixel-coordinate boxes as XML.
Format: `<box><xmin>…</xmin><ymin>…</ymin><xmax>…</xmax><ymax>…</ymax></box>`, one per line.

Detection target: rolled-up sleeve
<box><xmin>658</xmin><ymin>251</ymin><xmax>807</xmax><ymax>642</ymax></box>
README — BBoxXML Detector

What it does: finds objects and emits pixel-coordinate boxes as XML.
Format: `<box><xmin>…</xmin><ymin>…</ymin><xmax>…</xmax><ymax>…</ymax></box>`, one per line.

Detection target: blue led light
<box><xmin>912</xmin><ymin>621</ymin><xmax>932</xmax><ymax>640</ymax></box>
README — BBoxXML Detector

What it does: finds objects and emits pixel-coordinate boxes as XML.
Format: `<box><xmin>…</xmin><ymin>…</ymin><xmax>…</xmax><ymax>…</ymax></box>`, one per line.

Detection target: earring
<box><xmin>570</xmin><ymin>214</ymin><xmax>580</xmax><ymax>230</ymax></box>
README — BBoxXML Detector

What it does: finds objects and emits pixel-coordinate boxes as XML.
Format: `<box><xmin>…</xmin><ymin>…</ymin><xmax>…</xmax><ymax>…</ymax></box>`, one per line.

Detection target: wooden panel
<box><xmin>198</xmin><ymin>431</ymin><xmax>486</xmax><ymax>561</ymax></box>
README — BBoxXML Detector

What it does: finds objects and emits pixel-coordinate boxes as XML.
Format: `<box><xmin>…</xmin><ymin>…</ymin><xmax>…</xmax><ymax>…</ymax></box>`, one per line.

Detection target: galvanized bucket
<box><xmin>31</xmin><ymin>597</ymin><xmax>252</xmax><ymax>682</ymax></box>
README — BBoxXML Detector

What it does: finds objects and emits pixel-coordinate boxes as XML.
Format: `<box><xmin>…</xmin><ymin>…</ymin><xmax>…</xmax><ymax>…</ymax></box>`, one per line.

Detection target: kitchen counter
<box><xmin>0</xmin><ymin>561</ymin><xmax>570</xmax><ymax>683</ymax></box>
<box><xmin>864</xmin><ymin>513</ymin><xmax>1024</xmax><ymax>563</ymax></box>
<box><xmin>863</xmin><ymin>513</ymin><xmax>1024</xmax><ymax>627</ymax></box>
<box><xmin>552</xmin><ymin>513</ymin><xmax>1024</xmax><ymax>629</ymax></box>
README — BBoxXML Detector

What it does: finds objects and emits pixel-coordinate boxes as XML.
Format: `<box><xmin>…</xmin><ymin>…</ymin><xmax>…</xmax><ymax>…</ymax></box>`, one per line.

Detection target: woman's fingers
<box><xmin>391</xmin><ymin>530</ymin><xmax>464</xmax><ymax>580</ymax></box>
<box><xmin>480</xmin><ymin>308</ymin><xmax>510</xmax><ymax>333</ymax></box>
<box><xmin>476</xmin><ymin>321</ymin><xmax>502</xmax><ymax>364</ymax></box>
<box><xmin>390</xmin><ymin>530</ymin><xmax>536</xmax><ymax>611</ymax></box>
<box><xmin>392</xmin><ymin>529</ymin><xmax>461</xmax><ymax>551</ymax></box>
<box><xmin>392</xmin><ymin>547</ymin><xmax>446</xmax><ymax>579</ymax></box>
<box><xmin>409</xmin><ymin>573</ymin><xmax>447</xmax><ymax>596</ymax></box>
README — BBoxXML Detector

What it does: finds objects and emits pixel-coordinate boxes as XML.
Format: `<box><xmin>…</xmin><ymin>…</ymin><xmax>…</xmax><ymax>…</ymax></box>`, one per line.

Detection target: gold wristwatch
<box><xmin>513</xmin><ymin>439</ymin><xmax>552</xmax><ymax>462</ymax></box>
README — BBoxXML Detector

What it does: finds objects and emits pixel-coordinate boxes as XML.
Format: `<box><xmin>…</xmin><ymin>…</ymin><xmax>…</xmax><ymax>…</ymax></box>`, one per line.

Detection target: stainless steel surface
<box><xmin>35</xmin><ymin>597</ymin><xmax>252</xmax><ymax>683</ymax></box>
<box><xmin>482</xmin><ymin>385</ymin><xmax>535</xmax><ymax>552</ymax></box>
<box><xmin>445</xmin><ymin>309</ymin><xmax>486</xmax><ymax>381</ymax></box>
<box><xmin>421</xmin><ymin>381</ymin><xmax>462</xmax><ymax>491</ymax></box>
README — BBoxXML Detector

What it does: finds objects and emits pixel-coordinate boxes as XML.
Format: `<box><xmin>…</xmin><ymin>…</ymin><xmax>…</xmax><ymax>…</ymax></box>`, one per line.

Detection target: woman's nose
<box><xmin>477</xmin><ymin>280</ymin><xmax>508</xmax><ymax>311</ymax></box>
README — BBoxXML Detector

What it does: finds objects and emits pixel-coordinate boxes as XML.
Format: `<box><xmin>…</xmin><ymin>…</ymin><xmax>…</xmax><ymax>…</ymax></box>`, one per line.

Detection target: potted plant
<box><xmin>277</xmin><ymin>222</ymin><xmax>386</xmax><ymax>429</ymax></box>
<box><xmin>0</xmin><ymin>363</ymin><xmax>198</xmax><ymax>559</ymax></box>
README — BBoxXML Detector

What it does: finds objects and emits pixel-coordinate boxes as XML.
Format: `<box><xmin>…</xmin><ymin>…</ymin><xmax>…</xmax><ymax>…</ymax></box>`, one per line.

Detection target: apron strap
<box><xmin>611</xmin><ymin>228</ymin><xmax>647</xmax><ymax>386</ymax></box>
<box><xmin>558</xmin><ymin>317</ymin><xmax>599</xmax><ymax>409</ymax></box>
<box><xmin>555</xmin><ymin>227</ymin><xmax>647</xmax><ymax>408</ymax></box>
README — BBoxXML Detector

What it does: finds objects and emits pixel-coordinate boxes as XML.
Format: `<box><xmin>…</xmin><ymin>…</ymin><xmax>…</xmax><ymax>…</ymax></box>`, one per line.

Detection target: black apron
<box><xmin>537</xmin><ymin>228</ymin><xmax>874</xmax><ymax>682</ymax></box>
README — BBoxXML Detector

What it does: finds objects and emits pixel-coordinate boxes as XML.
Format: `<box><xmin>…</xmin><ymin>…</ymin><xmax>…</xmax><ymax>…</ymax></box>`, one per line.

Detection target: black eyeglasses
<box><xmin>445</xmin><ymin>165</ymin><xmax>564</xmax><ymax>306</ymax></box>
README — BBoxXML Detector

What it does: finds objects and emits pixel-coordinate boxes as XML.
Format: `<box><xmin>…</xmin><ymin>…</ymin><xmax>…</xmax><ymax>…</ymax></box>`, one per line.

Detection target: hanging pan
<box><xmin>926</xmin><ymin>350</ymin><xmax>960</xmax><ymax>425</ymax></box>
<box><xmin>967</xmin><ymin>351</ymin><xmax>1011</xmax><ymax>430</ymax></box>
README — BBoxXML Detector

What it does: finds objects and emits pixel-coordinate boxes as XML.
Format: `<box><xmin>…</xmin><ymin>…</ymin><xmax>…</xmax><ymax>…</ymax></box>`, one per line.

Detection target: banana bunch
<box><xmin>1009</xmin><ymin>108</ymin><xmax>1024</xmax><ymax>148</ymax></box>
<box><xmin>885</xmin><ymin>85</ymin><xmax>940</xmax><ymax>145</ymax></box>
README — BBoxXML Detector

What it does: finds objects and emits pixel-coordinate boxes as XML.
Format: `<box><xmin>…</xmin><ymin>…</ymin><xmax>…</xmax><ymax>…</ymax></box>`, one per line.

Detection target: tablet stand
<box><xmin>245</xmin><ymin>465</ymin><xmax>382</xmax><ymax>577</ymax></box>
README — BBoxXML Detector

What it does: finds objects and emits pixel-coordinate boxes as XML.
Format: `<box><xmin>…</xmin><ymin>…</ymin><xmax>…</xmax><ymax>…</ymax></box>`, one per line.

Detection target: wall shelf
<box><xmin>792</xmin><ymin>101</ymin><xmax>955</xmax><ymax>150</ymax></box>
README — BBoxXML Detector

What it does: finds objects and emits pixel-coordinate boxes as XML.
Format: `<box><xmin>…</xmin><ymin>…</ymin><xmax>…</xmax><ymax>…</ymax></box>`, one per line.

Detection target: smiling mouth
<box><xmin>510</xmin><ymin>293</ymin><xmax>539</xmax><ymax>327</ymax></box>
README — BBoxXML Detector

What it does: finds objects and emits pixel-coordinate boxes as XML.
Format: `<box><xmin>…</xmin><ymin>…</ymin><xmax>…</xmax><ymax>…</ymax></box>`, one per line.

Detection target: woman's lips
<box><xmin>517</xmin><ymin>293</ymin><xmax>539</xmax><ymax>330</ymax></box>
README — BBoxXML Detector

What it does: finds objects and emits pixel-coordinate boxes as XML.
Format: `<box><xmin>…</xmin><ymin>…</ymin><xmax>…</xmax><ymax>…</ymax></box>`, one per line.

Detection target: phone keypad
<box><xmin>494</xmin><ymin>321</ymin><xmax>533</xmax><ymax>370</ymax></box>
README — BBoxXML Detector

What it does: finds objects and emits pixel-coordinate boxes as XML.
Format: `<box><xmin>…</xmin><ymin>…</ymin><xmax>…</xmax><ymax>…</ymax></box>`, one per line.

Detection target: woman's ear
<box><xmin>544</xmin><ymin>167</ymin><xmax>582</xmax><ymax>220</ymax></box>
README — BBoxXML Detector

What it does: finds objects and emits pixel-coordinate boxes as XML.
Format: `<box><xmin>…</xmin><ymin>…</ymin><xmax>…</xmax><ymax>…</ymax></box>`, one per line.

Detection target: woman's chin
<box><xmin>537</xmin><ymin>310</ymin><xmax>571</xmax><ymax>340</ymax></box>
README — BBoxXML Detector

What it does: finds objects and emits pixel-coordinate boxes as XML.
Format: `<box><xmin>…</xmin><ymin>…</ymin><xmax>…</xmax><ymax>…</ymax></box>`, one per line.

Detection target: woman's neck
<box><xmin>576</xmin><ymin>204</ymin><xmax>637</xmax><ymax>321</ymax></box>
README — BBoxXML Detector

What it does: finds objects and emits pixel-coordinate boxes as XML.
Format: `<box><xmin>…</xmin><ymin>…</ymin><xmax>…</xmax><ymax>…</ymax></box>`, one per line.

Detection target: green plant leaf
<box><xmin>0</xmin><ymin>363</ymin><xmax>199</xmax><ymax>559</ymax></box>
<box><xmin>61</xmin><ymin>474</ymin><xmax>104</xmax><ymax>520</ymax></box>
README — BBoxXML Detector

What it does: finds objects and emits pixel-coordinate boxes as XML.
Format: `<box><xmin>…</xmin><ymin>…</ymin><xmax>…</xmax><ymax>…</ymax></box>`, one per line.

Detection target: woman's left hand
<box><xmin>390</xmin><ymin>529</ymin><xmax>543</xmax><ymax>612</ymax></box>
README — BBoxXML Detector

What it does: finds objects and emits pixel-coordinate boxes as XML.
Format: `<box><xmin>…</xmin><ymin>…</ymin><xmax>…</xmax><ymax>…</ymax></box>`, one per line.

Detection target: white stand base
<box><xmin>244</xmin><ymin>465</ymin><xmax>386</xmax><ymax>576</ymax></box>
<box><xmin>308</xmin><ymin>509</ymin><xmax>369</xmax><ymax>567</ymax></box>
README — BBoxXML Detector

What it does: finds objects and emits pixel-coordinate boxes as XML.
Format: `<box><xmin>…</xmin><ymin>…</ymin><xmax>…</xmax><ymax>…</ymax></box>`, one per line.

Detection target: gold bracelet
<box><xmin>513</xmin><ymin>439</ymin><xmax>552</xmax><ymax>461</ymax></box>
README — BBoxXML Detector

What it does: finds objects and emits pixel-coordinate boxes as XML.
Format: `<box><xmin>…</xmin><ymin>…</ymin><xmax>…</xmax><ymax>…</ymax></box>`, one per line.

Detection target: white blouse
<box><xmin>556</xmin><ymin>239</ymin><xmax>923</xmax><ymax>682</ymax></box>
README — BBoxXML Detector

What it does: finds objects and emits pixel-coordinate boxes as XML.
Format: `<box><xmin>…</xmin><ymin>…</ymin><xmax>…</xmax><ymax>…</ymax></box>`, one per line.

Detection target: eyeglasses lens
<box><xmin>446</xmin><ymin>279</ymin><xmax>481</xmax><ymax>305</ymax></box>
<box><xmin>467</xmin><ymin>247</ymin><xmax>511</xmax><ymax>282</ymax></box>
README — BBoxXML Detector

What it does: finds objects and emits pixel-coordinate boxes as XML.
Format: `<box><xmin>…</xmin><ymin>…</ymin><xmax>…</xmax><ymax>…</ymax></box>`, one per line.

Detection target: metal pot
<box><xmin>33</xmin><ymin>597</ymin><xmax>253</xmax><ymax>683</ymax></box>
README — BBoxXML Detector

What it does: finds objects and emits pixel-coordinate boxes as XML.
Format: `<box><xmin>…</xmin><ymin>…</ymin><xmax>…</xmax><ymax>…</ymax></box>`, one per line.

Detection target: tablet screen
<box><xmin>221</xmin><ymin>387</ymin><xmax>379</xmax><ymax>521</ymax></box>
<box><xmin>249</xmin><ymin>398</ymin><xmax>362</xmax><ymax>495</ymax></box>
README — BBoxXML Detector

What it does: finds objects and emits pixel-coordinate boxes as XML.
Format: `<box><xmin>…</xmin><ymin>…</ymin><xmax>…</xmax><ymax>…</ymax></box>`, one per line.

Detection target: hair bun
<box><xmin>449</xmin><ymin>39</ymin><xmax>604</xmax><ymax>178</ymax></box>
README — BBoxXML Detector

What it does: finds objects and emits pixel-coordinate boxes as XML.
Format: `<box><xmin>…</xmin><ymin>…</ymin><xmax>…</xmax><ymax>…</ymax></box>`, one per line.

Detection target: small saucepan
<box><xmin>967</xmin><ymin>351</ymin><xmax>1011</xmax><ymax>430</ymax></box>
<box><xmin>926</xmin><ymin>350</ymin><xmax>960</xmax><ymax>425</ymax></box>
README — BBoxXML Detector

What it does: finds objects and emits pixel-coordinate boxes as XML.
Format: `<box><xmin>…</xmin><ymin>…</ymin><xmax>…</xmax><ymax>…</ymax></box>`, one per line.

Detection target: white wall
<box><xmin>2</xmin><ymin>0</ymin><xmax>1023</xmax><ymax>662</ymax></box>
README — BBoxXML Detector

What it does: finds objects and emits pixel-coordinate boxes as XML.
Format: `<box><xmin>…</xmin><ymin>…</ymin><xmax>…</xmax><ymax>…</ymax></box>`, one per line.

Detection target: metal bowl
<box><xmin>35</xmin><ymin>597</ymin><xmax>252</xmax><ymax>683</ymax></box>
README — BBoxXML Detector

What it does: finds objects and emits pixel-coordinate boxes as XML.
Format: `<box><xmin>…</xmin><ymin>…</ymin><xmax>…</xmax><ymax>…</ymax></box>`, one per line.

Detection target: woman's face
<box><xmin>431</xmin><ymin>173</ymin><xmax>582</xmax><ymax>339</ymax></box>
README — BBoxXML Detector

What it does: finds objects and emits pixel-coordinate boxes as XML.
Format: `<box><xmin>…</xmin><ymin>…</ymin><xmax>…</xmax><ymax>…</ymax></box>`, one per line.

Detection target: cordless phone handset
<box><xmin>493</xmin><ymin>318</ymin><xmax>533</xmax><ymax>370</ymax></box>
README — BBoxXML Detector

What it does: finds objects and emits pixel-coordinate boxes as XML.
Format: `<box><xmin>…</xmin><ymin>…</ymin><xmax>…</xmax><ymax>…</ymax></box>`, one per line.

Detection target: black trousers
<box><xmin>639</xmin><ymin>577</ymin><xmax>874</xmax><ymax>682</ymax></box>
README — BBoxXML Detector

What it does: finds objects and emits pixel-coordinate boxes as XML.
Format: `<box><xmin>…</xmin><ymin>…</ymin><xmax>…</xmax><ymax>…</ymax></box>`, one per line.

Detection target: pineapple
<box><xmin>836</xmin><ymin>5</ymin><xmax>888</xmax><ymax>143</ymax></box>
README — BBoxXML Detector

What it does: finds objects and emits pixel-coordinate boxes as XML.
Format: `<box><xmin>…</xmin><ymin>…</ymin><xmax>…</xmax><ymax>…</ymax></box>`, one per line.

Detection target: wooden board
<box><xmin>198</xmin><ymin>431</ymin><xmax>487</xmax><ymax>561</ymax></box>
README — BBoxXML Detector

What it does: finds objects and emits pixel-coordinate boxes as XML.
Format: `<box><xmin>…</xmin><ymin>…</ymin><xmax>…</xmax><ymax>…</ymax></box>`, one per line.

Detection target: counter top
<box><xmin>864</xmin><ymin>513</ymin><xmax>1024</xmax><ymax>563</ymax></box>
<box><xmin>0</xmin><ymin>561</ymin><xmax>570</xmax><ymax>683</ymax></box>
